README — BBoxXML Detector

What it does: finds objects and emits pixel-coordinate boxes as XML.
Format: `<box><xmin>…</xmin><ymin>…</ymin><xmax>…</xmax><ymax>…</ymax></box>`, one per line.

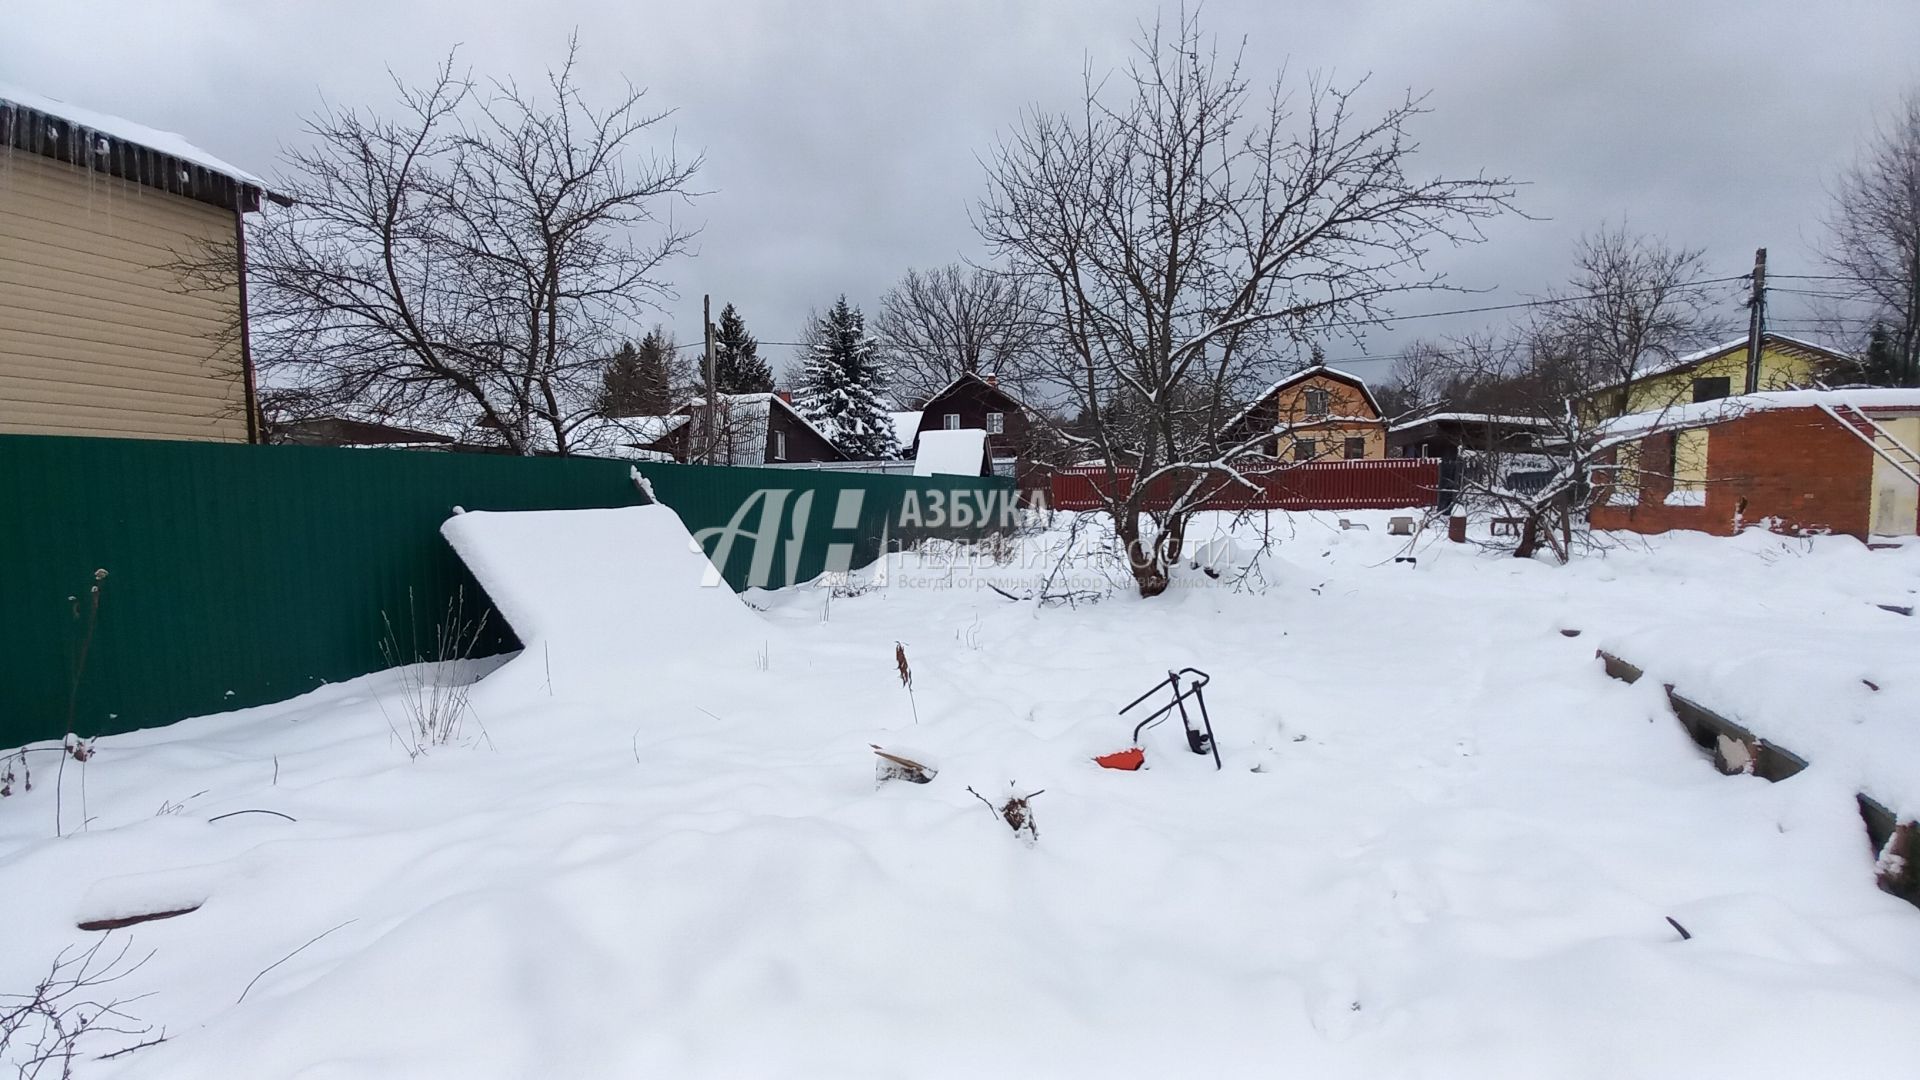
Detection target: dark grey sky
<box><xmin>6</xmin><ymin>0</ymin><xmax>1916</xmax><ymax>386</ymax></box>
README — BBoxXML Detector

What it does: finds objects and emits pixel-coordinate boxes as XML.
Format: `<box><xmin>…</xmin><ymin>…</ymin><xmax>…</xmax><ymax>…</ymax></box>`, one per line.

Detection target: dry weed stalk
<box><xmin>967</xmin><ymin>784</ymin><xmax>1044</xmax><ymax>844</ymax></box>
<box><xmin>377</xmin><ymin>588</ymin><xmax>492</xmax><ymax>758</ymax></box>
<box><xmin>894</xmin><ymin>641</ymin><xmax>919</xmax><ymax>725</ymax></box>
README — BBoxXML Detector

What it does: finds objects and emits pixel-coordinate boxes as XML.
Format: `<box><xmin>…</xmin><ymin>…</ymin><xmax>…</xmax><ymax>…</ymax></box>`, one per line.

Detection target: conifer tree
<box><xmin>800</xmin><ymin>296</ymin><xmax>900</xmax><ymax>458</ymax></box>
<box><xmin>601</xmin><ymin>329</ymin><xmax>676</xmax><ymax>416</ymax></box>
<box><xmin>712</xmin><ymin>303</ymin><xmax>774</xmax><ymax>394</ymax></box>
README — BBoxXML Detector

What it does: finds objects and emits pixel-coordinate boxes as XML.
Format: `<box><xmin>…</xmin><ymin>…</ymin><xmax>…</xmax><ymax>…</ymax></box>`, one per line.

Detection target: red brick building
<box><xmin>1589</xmin><ymin>390</ymin><xmax>1920</xmax><ymax>542</ymax></box>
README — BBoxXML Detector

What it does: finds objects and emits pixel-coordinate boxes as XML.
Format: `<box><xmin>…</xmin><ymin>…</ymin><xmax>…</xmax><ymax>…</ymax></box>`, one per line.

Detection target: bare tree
<box><xmin>1542</xmin><ymin>225</ymin><xmax>1732</xmax><ymax>418</ymax></box>
<box><xmin>876</xmin><ymin>263</ymin><xmax>1042</xmax><ymax>403</ymax></box>
<box><xmin>208</xmin><ymin>42</ymin><xmax>701</xmax><ymax>454</ymax></box>
<box><xmin>1378</xmin><ymin>339</ymin><xmax>1454</xmax><ymax>418</ymax></box>
<box><xmin>1821</xmin><ymin>88</ymin><xmax>1920</xmax><ymax>386</ymax></box>
<box><xmin>975</xmin><ymin>12</ymin><xmax>1516</xmax><ymax>595</ymax></box>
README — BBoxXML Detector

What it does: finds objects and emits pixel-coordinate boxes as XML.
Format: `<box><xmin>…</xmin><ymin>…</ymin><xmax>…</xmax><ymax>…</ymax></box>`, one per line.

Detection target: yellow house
<box><xmin>1580</xmin><ymin>333</ymin><xmax>1851</xmax><ymax>421</ymax></box>
<box><xmin>1222</xmin><ymin>366</ymin><xmax>1388</xmax><ymax>462</ymax></box>
<box><xmin>1</xmin><ymin>86</ymin><xmax>272</xmax><ymax>443</ymax></box>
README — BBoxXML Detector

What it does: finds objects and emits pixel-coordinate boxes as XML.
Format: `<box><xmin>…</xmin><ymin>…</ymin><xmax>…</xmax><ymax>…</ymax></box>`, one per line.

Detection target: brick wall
<box><xmin>1589</xmin><ymin>408</ymin><xmax>1875</xmax><ymax>539</ymax></box>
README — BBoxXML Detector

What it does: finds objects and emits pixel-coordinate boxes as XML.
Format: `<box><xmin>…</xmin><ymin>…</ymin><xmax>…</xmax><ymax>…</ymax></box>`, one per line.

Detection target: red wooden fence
<box><xmin>1047</xmin><ymin>458</ymin><xmax>1440</xmax><ymax>512</ymax></box>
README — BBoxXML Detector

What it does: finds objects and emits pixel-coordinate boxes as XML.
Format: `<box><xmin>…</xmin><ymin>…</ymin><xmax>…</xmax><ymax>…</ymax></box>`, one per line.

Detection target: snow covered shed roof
<box><xmin>0</xmin><ymin>83</ymin><xmax>276</xmax><ymax>211</ymax></box>
<box><xmin>1388</xmin><ymin>412</ymin><xmax>1554</xmax><ymax>434</ymax></box>
<box><xmin>913</xmin><ymin>428</ymin><xmax>989</xmax><ymax>477</ymax></box>
<box><xmin>1592</xmin><ymin>387</ymin><xmax>1920</xmax><ymax>448</ymax></box>
<box><xmin>888</xmin><ymin>411</ymin><xmax>925</xmax><ymax>451</ymax></box>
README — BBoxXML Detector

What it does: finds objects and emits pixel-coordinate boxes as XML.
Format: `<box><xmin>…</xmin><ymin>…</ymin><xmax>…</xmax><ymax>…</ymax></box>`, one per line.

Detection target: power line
<box><xmin>667</xmin><ymin>274</ymin><xmax>1752</xmax><ymax>353</ymax></box>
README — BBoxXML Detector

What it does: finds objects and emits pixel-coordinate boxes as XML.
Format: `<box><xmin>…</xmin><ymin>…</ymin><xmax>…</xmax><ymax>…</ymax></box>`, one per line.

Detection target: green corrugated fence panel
<box><xmin>0</xmin><ymin>436</ymin><xmax>1016</xmax><ymax>749</ymax></box>
<box><xmin>0</xmin><ymin>435</ymin><xmax>647</xmax><ymax>750</ymax></box>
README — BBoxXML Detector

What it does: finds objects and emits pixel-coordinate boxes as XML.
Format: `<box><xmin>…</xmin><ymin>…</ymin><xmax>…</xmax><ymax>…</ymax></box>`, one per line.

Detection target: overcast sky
<box><xmin>6</xmin><ymin>0</ymin><xmax>1916</xmax><ymax>385</ymax></box>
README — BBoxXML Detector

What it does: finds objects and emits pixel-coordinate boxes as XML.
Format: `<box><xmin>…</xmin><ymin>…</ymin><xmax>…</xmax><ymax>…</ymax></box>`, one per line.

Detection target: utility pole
<box><xmin>703</xmin><ymin>293</ymin><xmax>717</xmax><ymax>464</ymax></box>
<box><xmin>1744</xmin><ymin>248</ymin><xmax>1767</xmax><ymax>394</ymax></box>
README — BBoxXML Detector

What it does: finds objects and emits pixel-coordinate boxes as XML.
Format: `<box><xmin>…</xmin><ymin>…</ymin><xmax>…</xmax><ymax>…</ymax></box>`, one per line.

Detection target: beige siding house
<box><xmin>1</xmin><ymin>87</ymin><xmax>270</xmax><ymax>443</ymax></box>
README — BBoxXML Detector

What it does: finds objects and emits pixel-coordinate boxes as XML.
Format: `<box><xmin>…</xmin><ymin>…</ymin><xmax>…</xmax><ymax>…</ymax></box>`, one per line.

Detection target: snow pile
<box><xmin>912</xmin><ymin>428</ymin><xmax>987</xmax><ymax>476</ymax></box>
<box><xmin>2</xmin><ymin>511</ymin><xmax>1919</xmax><ymax>1078</ymax></box>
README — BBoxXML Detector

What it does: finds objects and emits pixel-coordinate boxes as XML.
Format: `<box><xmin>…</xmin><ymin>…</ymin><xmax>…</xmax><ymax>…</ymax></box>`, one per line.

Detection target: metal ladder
<box><xmin>1820</xmin><ymin>402</ymin><xmax>1920</xmax><ymax>486</ymax></box>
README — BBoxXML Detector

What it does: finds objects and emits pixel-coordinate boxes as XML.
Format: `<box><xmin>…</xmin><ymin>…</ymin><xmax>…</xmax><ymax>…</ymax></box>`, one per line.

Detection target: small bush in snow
<box><xmin>377</xmin><ymin>589</ymin><xmax>492</xmax><ymax>758</ymax></box>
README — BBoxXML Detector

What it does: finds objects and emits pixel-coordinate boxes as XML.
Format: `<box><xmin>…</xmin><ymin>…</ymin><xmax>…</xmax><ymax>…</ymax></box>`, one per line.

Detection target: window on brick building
<box><xmin>1608</xmin><ymin>442</ymin><xmax>1642</xmax><ymax>506</ymax></box>
<box><xmin>1665</xmin><ymin>428</ymin><xmax>1710</xmax><ymax>506</ymax></box>
<box><xmin>1294</xmin><ymin>438</ymin><xmax>1319</xmax><ymax>461</ymax></box>
<box><xmin>1344</xmin><ymin>436</ymin><xmax>1366</xmax><ymax>460</ymax></box>
<box><xmin>1304</xmin><ymin>388</ymin><xmax>1330</xmax><ymax>419</ymax></box>
<box><xmin>1692</xmin><ymin>376</ymin><xmax>1731</xmax><ymax>403</ymax></box>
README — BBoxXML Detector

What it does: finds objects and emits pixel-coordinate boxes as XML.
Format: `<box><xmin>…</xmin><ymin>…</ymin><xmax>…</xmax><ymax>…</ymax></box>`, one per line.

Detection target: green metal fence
<box><xmin>0</xmin><ymin>435</ymin><xmax>1015</xmax><ymax>749</ymax></box>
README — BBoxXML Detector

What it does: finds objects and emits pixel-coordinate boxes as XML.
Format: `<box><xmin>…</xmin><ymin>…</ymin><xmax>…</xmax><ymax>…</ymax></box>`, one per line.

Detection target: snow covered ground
<box><xmin>4</xmin><ymin>508</ymin><xmax>1919</xmax><ymax>1078</ymax></box>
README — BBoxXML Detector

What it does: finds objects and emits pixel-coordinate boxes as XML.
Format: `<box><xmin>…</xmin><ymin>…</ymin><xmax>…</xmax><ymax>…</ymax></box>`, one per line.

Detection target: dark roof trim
<box><xmin>0</xmin><ymin>99</ymin><xmax>274</xmax><ymax>212</ymax></box>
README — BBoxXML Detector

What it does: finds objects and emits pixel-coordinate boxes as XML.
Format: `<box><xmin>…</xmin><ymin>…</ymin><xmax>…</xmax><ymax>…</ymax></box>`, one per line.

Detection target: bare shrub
<box><xmin>1</xmin><ymin>935</ymin><xmax>160</xmax><ymax>1076</ymax></box>
<box><xmin>377</xmin><ymin>589</ymin><xmax>493</xmax><ymax>758</ymax></box>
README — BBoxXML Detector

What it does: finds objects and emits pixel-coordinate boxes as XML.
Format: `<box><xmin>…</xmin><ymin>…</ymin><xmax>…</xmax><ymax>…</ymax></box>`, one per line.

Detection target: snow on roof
<box><xmin>888</xmin><ymin>411</ymin><xmax>924</xmax><ymax>450</ymax></box>
<box><xmin>919</xmin><ymin>371</ymin><xmax>1029</xmax><ymax>411</ymax></box>
<box><xmin>1389</xmin><ymin>412</ymin><xmax>1556</xmax><ymax>433</ymax></box>
<box><xmin>683</xmin><ymin>393</ymin><xmax>848</xmax><ymax>456</ymax></box>
<box><xmin>0</xmin><ymin>83</ymin><xmax>268</xmax><ymax>190</ymax></box>
<box><xmin>570</xmin><ymin>414</ymin><xmax>688</xmax><ymax>455</ymax></box>
<box><xmin>1224</xmin><ymin>365</ymin><xmax>1382</xmax><ymax>433</ymax></box>
<box><xmin>913</xmin><ymin>428</ymin><xmax>988</xmax><ymax>477</ymax></box>
<box><xmin>1589</xmin><ymin>333</ymin><xmax>1851</xmax><ymax>390</ymax></box>
<box><xmin>1594</xmin><ymin>387</ymin><xmax>1920</xmax><ymax>444</ymax></box>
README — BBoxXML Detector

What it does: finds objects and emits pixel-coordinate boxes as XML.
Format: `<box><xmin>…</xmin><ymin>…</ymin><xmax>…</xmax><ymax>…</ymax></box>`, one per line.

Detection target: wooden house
<box><xmin>1221</xmin><ymin>366</ymin><xmax>1387</xmax><ymax>462</ymax></box>
<box><xmin>1</xmin><ymin>86</ymin><xmax>274</xmax><ymax>443</ymax></box>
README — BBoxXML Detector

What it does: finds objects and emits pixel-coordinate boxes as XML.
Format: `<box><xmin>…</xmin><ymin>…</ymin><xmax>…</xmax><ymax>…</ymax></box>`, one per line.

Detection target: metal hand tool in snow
<box><xmin>1101</xmin><ymin>667</ymin><xmax>1221</xmax><ymax>771</ymax></box>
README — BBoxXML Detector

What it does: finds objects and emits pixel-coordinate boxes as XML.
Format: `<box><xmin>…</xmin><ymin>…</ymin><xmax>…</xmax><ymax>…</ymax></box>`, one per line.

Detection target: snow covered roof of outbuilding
<box><xmin>1593</xmin><ymin>387</ymin><xmax>1920</xmax><ymax>444</ymax></box>
<box><xmin>888</xmin><ymin>411</ymin><xmax>924</xmax><ymax>450</ymax></box>
<box><xmin>0</xmin><ymin>83</ymin><xmax>270</xmax><ymax>193</ymax></box>
<box><xmin>1389</xmin><ymin>412</ymin><xmax>1556</xmax><ymax>433</ymax></box>
<box><xmin>569</xmin><ymin>414</ymin><xmax>688</xmax><ymax>455</ymax></box>
<box><xmin>913</xmin><ymin>428</ymin><xmax>989</xmax><ymax>477</ymax></box>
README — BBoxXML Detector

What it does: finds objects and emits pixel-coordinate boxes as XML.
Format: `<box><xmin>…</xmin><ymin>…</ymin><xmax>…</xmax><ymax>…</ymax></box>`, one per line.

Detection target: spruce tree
<box><xmin>601</xmin><ymin>329</ymin><xmax>676</xmax><ymax>416</ymax></box>
<box><xmin>800</xmin><ymin>296</ymin><xmax>900</xmax><ymax>459</ymax></box>
<box><xmin>633</xmin><ymin>328</ymin><xmax>676</xmax><ymax>414</ymax></box>
<box><xmin>712</xmin><ymin>303</ymin><xmax>774</xmax><ymax>394</ymax></box>
<box><xmin>598</xmin><ymin>341</ymin><xmax>646</xmax><ymax>416</ymax></box>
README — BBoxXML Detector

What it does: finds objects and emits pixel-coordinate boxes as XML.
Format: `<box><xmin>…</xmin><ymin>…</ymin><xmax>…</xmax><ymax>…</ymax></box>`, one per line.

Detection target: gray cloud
<box><xmin>5</xmin><ymin>0</ymin><xmax>1915</xmax><ymax>387</ymax></box>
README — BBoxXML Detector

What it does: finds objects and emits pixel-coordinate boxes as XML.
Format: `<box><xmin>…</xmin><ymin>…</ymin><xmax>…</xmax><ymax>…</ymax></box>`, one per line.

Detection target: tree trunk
<box><xmin>1114</xmin><ymin>505</ymin><xmax>1188</xmax><ymax>597</ymax></box>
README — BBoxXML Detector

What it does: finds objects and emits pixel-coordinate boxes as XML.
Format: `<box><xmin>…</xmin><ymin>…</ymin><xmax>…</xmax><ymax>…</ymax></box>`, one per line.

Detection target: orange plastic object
<box><xmin>1094</xmin><ymin>747</ymin><xmax>1146</xmax><ymax>771</ymax></box>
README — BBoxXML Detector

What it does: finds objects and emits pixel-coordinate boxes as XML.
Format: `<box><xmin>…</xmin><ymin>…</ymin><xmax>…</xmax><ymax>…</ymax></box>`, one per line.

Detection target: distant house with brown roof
<box><xmin>1221</xmin><ymin>366</ymin><xmax>1388</xmax><ymax>462</ymax></box>
<box><xmin>1</xmin><ymin>85</ymin><xmax>274</xmax><ymax>443</ymax></box>
<box><xmin>899</xmin><ymin>372</ymin><xmax>1033</xmax><ymax>478</ymax></box>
